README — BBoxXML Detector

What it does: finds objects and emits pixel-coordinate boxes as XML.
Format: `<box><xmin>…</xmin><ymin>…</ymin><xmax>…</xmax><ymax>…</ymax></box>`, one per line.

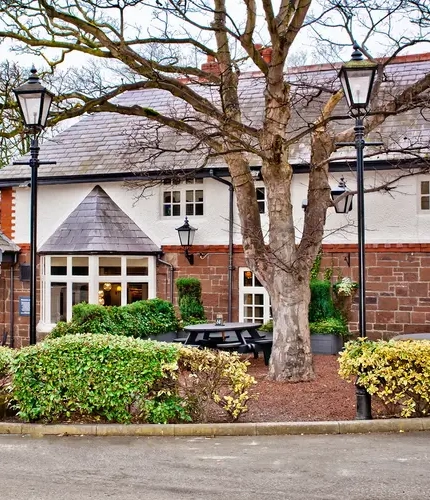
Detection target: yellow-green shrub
<box><xmin>11</xmin><ymin>335</ymin><xmax>184</xmax><ymax>423</ymax></box>
<box><xmin>339</xmin><ymin>339</ymin><xmax>430</xmax><ymax>417</ymax></box>
<box><xmin>0</xmin><ymin>346</ymin><xmax>14</xmax><ymax>379</ymax></box>
<box><xmin>9</xmin><ymin>336</ymin><xmax>255</xmax><ymax>424</ymax></box>
<box><xmin>178</xmin><ymin>346</ymin><xmax>256</xmax><ymax>422</ymax></box>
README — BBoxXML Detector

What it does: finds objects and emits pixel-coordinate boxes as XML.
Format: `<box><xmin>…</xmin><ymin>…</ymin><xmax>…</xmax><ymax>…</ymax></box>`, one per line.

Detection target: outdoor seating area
<box><xmin>177</xmin><ymin>322</ymin><xmax>274</xmax><ymax>365</ymax></box>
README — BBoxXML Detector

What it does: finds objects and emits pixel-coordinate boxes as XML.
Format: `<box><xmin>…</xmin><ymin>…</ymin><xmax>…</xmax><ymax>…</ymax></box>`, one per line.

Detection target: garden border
<box><xmin>0</xmin><ymin>418</ymin><xmax>428</xmax><ymax>437</ymax></box>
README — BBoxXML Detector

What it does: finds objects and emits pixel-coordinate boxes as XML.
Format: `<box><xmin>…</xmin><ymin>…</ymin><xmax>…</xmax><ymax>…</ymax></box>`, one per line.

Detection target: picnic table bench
<box><xmin>181</xmin><ymin>322</ymin><xmax>273</xmax><ymax>363</ymax></box>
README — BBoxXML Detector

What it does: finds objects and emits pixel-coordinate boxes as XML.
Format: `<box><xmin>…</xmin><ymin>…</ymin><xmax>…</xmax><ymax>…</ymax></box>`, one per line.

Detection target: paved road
<box><xmin>0</xmin><ymin>432</ymin><xmax>429</xmax><ymax>499</ymax></box>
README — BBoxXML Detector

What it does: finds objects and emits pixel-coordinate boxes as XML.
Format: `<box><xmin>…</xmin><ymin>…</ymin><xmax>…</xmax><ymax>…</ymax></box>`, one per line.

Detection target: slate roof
<box><xmin>38</xmin><ymin>185</ymin><xmax>161</xmax><ymax>254</ymax></box>
<box><xmin>0</xmin><ymin>231</ymin><xmax>20</xmax><ymax>253</ymax></box>
<box><xmin>1</xmin><ymin>54</ymin><xmax>430</xmax><ymax>184</ymax></box>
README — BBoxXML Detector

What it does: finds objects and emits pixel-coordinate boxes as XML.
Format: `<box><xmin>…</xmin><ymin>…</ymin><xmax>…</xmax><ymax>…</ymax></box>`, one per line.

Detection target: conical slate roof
<box><xmin>0</xmin><ymin>231</ymin><xmax>20</xmax><ymax>253</ymax></box>
<box><xmin>39</xmin><ymin>185</ymin><xmax>160</xmax><ymax>254</ymax></box>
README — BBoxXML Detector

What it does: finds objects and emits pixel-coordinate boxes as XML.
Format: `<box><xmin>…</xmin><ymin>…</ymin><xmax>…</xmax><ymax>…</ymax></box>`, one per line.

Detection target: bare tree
<box><xmin>0</xmin><ymin>61</ymin><xmax>30</xmax><ymax>167</ymax></box>
<box><xmin>0</xmin><ymin>0</ymin><xmax>430</xmax><ymax>380</ymax></box>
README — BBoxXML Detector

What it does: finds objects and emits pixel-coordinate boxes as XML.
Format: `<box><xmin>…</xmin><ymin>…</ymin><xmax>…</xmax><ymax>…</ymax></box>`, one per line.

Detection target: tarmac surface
<box><xmin>1</xmin><ymin>432</ymin><xmax>429</xmax><ymax>499</ymax></box>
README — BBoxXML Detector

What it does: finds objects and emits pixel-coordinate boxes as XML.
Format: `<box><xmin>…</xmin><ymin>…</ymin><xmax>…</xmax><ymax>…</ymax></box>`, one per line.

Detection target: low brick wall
<box><xmin>322</xmin><ymin>244</ymin><xmax>430</xmax><ymax>339</ymax></box>
<box><xmin>1</xmin><ymin>243</ymin><xmax>429</xmax><ymax>347</ymax></box>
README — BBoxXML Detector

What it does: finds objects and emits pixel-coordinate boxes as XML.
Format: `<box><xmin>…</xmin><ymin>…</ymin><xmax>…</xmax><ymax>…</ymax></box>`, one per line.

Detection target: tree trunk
<box><xmin>268</xmin><ymin>274</ymin><xmax>314</xmax><ymax>381</ymax></box>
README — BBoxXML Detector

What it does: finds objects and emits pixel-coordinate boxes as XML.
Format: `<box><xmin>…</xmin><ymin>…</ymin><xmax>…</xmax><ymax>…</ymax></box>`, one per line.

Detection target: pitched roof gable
<box><xmin>39</xmin><ymin>185</ymin><xmax>160</xmax><ymax>254</ymax></box>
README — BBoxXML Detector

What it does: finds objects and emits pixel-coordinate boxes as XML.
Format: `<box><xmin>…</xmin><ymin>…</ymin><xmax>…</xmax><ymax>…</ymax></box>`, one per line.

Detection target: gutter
<box><xmin>0</xmin><ymin>158</ymin><xmax>414</xmax><ymax>188</ymax></box>
<box><xmin>209</xmin><ymin>169</ymin><xmax>234</xmax><ymax>323</ymax></box>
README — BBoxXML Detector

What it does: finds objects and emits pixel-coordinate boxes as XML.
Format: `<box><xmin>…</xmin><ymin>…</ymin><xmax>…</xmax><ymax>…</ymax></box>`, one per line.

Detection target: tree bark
<box><xmin>268</xmin><ymin>274</ymin><xmax>314</xmax><ymax>381</ymax></box>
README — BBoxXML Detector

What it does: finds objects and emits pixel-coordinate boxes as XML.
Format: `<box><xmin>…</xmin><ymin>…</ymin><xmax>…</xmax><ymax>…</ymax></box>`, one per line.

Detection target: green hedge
<box><xmin>11</xmin><ymin>334</ymin><xmax>185</xmax><ymax>423</ymax></box>
<box><xmin>309</xmin><ymin>317</ymin><xmax>349</xmax><ymax>337</ymax></box>
<box><xmin>0</xmin><ymin>346</ymin><xmax>14</xmax><ymax>378</ymax></box>
<box><xmin>309</xmin><ymin>279</ymin><xmax>337</xmax><ymax>322</ymax></box>
<box><xmin>176</xmin><ymin>277</ymin><xmax>202</xmax><ymax>301</ymax></box>
<box><xmin>9</xmin><ymin>335</ymin><xmax>255</xmax><ymax>424</ymax></box>
<box><xmin>49</xmin><ymin>298</ymin><xmax>179</xmax><ymax>340</ymax></box>
<box><xmin>176</xmin><ymin>277</ymin><xmax>206</xmax><ymax>325</ymax></box>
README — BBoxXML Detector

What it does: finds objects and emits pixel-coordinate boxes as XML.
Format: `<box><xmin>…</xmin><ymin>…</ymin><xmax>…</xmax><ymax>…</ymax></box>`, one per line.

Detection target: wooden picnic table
<box><xmin>182</xmin><ymin>322</ymin><xmax>263</xmax><ymax>347</ymax></box>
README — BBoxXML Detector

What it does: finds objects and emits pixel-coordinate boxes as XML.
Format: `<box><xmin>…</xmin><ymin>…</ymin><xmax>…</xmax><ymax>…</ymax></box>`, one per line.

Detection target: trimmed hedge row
<box><xmin>49</xmin><ymin>298</ymin><xmax>179</xmax><ymax>340</ymax></box>
<box><xmin>6</xmin><ymin>335</ymin><xmax>255</xmax><ymax>424</ymax></box>
<box><xmin>339</xmin><ymin>339</ymin><xmax>430</xmax><ymax>417</ymax></box>
<box><xmin>12</xmin><ymin>335</ymin><xmax>182</xmax><ymax>423</ymax></box>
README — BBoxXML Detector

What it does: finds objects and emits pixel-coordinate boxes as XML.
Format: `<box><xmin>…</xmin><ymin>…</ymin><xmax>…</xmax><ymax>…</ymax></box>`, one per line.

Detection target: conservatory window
<box><xmin>42</xmin><ymin>255</ymin><xmax>156</xmax><ymax>325</ymax></box>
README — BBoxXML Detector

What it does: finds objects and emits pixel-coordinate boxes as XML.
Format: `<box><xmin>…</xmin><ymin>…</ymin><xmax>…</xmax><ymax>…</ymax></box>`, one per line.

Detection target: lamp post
<box><xmin>176</xmin><ymin>217</ymin><xmax>197</xmax><ymax>265</ymax></box>
<box><xmin>13</xmin><ymin>67</ymin><xmax>55</xmax><ymax>345</ymax></box>
<box><xmin>337</xmin><ymin>43</ymin><xmax>380</xmax><ymax>420</ymax></box>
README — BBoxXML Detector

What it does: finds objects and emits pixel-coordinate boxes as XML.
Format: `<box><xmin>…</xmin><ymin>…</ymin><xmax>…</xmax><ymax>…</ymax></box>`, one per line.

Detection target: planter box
<box><xmin>311</xmin><ymin>334</ymin><xmax>343</xmax><ymax>355</ymax></box>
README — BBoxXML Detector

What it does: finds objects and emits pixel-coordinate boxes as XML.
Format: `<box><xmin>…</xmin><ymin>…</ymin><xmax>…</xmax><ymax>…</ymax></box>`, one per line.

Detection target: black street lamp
<box><xmin>13</xmin><ymin>67</ymin><xmax>55</xmax><ymax>345</ymax></box>
<box><xmin>337</xmin><ymin>43</ymin><xmax>380</xmax><ymax>420</ymax></box>
<box><xmin>176</xmin><ymin>217</ymin><xmax>197</xmax><ymax>265</ymax></box>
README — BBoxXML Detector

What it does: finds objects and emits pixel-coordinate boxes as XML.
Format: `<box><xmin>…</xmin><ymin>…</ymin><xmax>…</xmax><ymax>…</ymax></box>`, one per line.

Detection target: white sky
<box><xmin>0</xmin><ymin>1</ymin><xmax>428</xmax><ymax>74</ymax></box>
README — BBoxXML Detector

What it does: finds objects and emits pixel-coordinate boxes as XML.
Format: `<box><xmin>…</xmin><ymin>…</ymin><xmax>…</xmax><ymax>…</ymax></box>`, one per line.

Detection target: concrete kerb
<box><xmin>0</xmin><ymin>418</ymin><xmax>427</xmax><ymax>437</ymax></box>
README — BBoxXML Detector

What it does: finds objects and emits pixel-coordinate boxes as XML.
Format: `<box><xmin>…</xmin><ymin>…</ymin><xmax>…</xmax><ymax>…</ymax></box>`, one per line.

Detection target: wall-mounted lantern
<box><xmin>176</xmin><ymin>217</ymin><xmax>197</xmax><ymax>265</ymax></box>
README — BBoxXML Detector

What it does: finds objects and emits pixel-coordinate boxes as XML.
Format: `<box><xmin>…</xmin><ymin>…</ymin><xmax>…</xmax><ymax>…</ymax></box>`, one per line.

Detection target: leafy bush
<box><xmin>0</xmin><ymin>346</ymin><xmax>14</xmax><ymax>400</ymax></box>
<box><xmin>339</xmin><ymin>339</ymin><xmax>430</xmax><ymax>417</ymax></box>
<box><xmin>9</xmin><ymin>335</ymin><xmax>256</xmax><ymax>424</ymax></box>
<box><xmin>11</xmin><ymin>334</ymin><xmax>185</xmax><ymax>423</ymax></box>
<box><xmin>176</xmin><ymin>277</ymin><xmax>203</xmax><ymax>301</ymax></box>
<box><xmin>259</xmin><ymin>320</ymin><xmax>273</xmax><ymax>332</ymax></box>
<box><xmin>176</xmin><ymin>277</ymin><xmax>206</xmax><ymax>325</ymax></box>
<box><xmin>178</xmin><ymin>346</ymin><xmax>256</xmax><ymax>422</ymax></box>
<box><xmin>0</xmin><ymin>346</ymin><xmax>14</xmax><ymax>379</ymax></box>
<box><xmin>309</xmin><ymin>317</ymin><xmax>349</xmax><ymax>337</ymax></box>
<box><xmin>48</xmin><ymin>298</ymin><xmax>179</xmax><ymax>340</ymax></box>
<box><xmin>309</xmin><ymin>279</ymin><xmax>337</xmax><ymax>322</ymax></box>
<box><xmin>178</xmin><ymin>295</ymin><xmax>206</xmax><ymax>324</ymax></box>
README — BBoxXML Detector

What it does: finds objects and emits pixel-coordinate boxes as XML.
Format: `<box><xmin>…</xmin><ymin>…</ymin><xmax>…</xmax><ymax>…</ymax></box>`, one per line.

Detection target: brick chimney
<box><xmin>260</xmin><ymin>47</ymin><xmax>272</xmax><ymax>64</ymax></box>
<box><xmin>201</xmin><ymin>55</ymin><xmax>221</xmax><ymax>75</ymax></box>
<box><xmin>254</xmin><ymin>44</ymin><xmax>272</xmax><ymax>63</ymax></box>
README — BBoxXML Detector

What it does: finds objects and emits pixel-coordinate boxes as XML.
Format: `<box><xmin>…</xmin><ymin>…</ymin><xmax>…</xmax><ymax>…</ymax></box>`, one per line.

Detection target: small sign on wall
<box><xmin>19</xmin><ymin>296</ymin><xmax>30</xmax><ymax>316</ymax></box>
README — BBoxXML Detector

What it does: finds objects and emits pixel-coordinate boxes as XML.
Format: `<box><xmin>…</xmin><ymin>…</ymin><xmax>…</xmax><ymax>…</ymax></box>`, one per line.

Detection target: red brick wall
<box><xmin>0</xmin><ymin>246</ymin><xmax>40</xmax><ymax>348</ymax></box>
<box><xmin>162</xmin><ymin>244</ymin><xmax>430</xmax><ymax>339</ymax></box>
<box><xmin>2</xmin><ymin>243</ymin><xmax>430</xmax><ymax>347</ymax></box>
<box><xmin>158</xmin><ymin>246</ymin><xmax>246</xmax><ymax>322</ymax></box>
<box><xmin>322</xmin><ymin>245</ymin><xmax>430</xmax><ymax>339</ymax></box>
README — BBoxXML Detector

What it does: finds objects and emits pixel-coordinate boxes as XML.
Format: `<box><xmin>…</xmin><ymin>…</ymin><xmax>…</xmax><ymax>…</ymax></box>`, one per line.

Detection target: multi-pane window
<box><xmin>42</xmin><ymin>255</ymin><xmax>156</xmax><ymax>325</ymax></box>
<box><xmin>420</xmin><ymin>180</ymin><xmax>430</xmax><ymax>210</ymax></box>
<box><xmin>239</xmin><ymin>268</ymin><xmax>272</xmax><ymax>324</ymax></box>
<box><xmin>162</xmin><ymin>179</ymin><xmax>204</xmax><ymax>217</ymax></box>
<box><xmin>186</xmin><ymin>188</ymin><xmax>204</xmax><ymax>215</ymax></box>
<box><xmin>163</xmin><ymin>190</ymin><xmax>181</xmax><ymax>216</ymax></box>
<box><xmin>256</xmin><ymin>187</ymin><xmax>266</xmax><ymax>214</ymax></box>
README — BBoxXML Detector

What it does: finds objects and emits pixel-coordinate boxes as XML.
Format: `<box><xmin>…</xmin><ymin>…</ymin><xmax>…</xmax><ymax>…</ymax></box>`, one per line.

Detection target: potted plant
<box><xmin>309</xmin><ymin>317</ymin><xmax>349</xmax><ymax>355</ymax></box>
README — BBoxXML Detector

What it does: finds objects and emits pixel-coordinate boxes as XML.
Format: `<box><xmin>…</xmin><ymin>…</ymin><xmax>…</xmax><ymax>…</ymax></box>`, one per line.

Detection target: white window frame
<box><xmin>256</xmin><ymin>186</ymin><xmax>266</xmax><ymax>214</ymax></box>
<box><xmin>238</xmin><ymin>267</ymin><xmax>271</xmax><ymax>324</ymax></box>
<box><xmin>41</xmin><ymin>255</ymin><xmax>157</xmax><ymax>328</ymax></box>
<box><xmin>418</xmin><ymin>177</ymin><xmax>430</xmax><ymax>212</ymax></box>
<box><xmin>162</xmin><ymin>179</ymin><xmax>204</xmax><ymax>218</ymax></box>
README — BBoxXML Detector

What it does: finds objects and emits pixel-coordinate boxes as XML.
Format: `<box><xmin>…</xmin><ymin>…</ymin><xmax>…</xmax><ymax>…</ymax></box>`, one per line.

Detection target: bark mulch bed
<box><xmin>240</xmin><ymin>354</ymin><xmax>357</xmax><ymax>422</ymax></box>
